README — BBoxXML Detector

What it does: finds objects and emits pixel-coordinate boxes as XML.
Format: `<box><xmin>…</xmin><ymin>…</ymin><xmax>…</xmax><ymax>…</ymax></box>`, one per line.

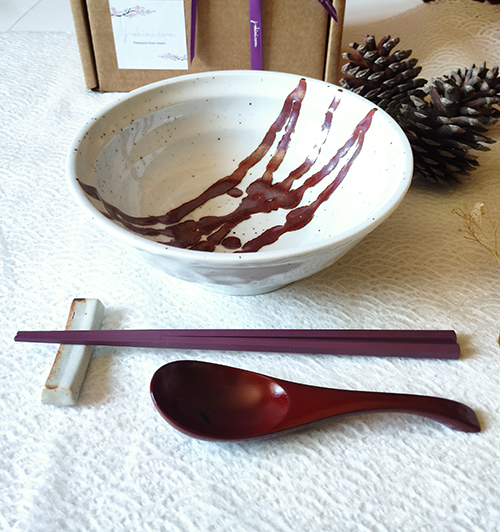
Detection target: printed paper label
<box><xmin>109</xmin><ymin>0</ymin><xmax>188</xmax><ymax>70</ymax></box>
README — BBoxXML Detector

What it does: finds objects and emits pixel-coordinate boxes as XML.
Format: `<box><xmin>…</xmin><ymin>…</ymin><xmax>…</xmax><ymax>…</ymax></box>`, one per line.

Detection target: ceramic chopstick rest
<box><xmin>41</xmin><ymin>298</ymin><xmax>105</xmax><ymax>406</ymax></box>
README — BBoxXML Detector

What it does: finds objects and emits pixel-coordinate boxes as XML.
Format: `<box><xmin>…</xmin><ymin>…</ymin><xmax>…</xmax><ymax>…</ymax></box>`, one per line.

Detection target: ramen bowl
<box><xmin>68</xmin><ymin>71</ymin><xmax>413</xmax><ymax>295</ymax></box>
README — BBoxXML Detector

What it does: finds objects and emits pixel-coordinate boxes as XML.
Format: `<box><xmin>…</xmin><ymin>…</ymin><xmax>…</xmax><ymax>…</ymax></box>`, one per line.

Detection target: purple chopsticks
<box><xmin>14</xmin><ymin>329</ymin><xmax>460</xmax><ymax>359</ymax></box>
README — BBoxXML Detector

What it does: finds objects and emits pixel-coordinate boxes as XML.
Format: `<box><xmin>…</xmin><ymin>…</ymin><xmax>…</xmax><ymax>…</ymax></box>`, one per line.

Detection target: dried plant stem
<box><xmin>453</xmin><ymin>203</ymin><xmax>500</xmax><ymax>265</ymax></box>
<box><xmin>453</xmin><ymin>203</ymin><xmax>500</xmax><ymax>348</ymax></box>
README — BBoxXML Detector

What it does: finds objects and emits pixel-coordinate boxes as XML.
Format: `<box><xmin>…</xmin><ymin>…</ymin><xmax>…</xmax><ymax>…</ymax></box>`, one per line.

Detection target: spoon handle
<box><xmin>280</xmin><ymin>381</ymin><xmax>480</xmax><ymax>433</ymax></box>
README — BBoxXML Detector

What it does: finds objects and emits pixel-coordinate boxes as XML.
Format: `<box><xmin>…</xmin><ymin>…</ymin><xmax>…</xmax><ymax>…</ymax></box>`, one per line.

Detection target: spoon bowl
<box><xmin>150</xmin><ymin>361</ymin><xmax>480</xmax><ymax>441</ymax></box>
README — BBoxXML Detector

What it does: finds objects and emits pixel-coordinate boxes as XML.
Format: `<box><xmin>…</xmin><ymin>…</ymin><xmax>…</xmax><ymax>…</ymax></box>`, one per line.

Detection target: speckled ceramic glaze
<box><xmin>68</xmin><ymin>71</ymin><xmax>413</xmax><ymax>295</ymax></box>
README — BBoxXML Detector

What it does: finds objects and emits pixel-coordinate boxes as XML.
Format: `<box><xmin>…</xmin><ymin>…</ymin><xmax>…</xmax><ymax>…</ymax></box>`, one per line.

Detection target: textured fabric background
<box><xmin>1</xmin><ymin>1</ymin><xmax>500</xmax><ymax>530</ymax></box>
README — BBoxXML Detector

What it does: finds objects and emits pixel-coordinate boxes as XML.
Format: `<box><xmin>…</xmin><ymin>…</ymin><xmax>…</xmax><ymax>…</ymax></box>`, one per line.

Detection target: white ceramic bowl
<box><xmin>68</xmin><ymin>71</ymin><xmax>412</xmax><ymax>295</ymax></box>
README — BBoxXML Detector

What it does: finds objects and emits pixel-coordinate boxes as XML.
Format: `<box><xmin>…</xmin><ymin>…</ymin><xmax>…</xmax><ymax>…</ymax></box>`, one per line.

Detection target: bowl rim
<box><xmin>67</xmin><ymin>70</ymin><xmax>413</xmax><ymax>266</ymax></box>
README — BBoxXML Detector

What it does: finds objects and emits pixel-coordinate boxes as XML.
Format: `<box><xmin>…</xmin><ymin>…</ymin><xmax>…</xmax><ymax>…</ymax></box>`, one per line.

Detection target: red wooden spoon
<box><xmin>150</xmin><ymin>360</ymin><xmax>480</xmax><ymax>441</ymax></box>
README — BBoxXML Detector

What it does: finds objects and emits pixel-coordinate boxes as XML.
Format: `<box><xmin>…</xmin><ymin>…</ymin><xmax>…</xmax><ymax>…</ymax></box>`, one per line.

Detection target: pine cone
<box><xmin>340</xmin><ymin>35</ymin><xmax>427</xmax><ymax>117</ymax></box>
<box><xmin>399</xmin><ymin>63</ymin><xmax>500</xmax><ymax>183</ymax></box>
<box><xmin>341</xmin><ymin>35</ymin><xmax>500</xmax><ymax>184</ymax></box>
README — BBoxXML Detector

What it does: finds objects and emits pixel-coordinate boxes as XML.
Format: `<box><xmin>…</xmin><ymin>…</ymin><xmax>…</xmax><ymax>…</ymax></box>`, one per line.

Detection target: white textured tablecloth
<box><xmin>2</xmin><ymin>1</ymin><xmax>500</xmax><ymax>530</ymax></box>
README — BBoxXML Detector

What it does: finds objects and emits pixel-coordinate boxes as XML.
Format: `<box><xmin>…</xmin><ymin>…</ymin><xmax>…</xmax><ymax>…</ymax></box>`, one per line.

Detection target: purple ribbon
<box><xmin>248</xmin><ymin>0</ymin><xmax>263</xmax><ymax>70</ymax></box>
<box><xmin>190</xmin><ymin>0</ymin><xmax>197</xmax><ymax>63</ymax></box>
<box><xmin>317</xmin><ymin>0</ymin><xmax>338</xmax><ymax>24</ymax></box>
<box><xmin>189</xmin><ymin>0</ymin><xmax>338</xmax><ymax>69</ymax></box>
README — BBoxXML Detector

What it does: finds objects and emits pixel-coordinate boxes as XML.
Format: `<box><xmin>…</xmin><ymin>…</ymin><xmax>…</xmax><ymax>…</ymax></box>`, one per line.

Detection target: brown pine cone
<box><xmin>340</xmin><ymin>35</ymin><xmax>427</xmax><ymax>118</ymax></box>
<box><xmin>398</xmin><ymin>63</ymin><xmax>500</xmax><ymax>182</ymax></box>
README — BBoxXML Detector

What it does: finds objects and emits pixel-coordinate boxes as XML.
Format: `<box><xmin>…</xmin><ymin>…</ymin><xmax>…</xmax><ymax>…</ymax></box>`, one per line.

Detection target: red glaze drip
<box><xmin>221</xmin><ymin>236</ymin><xmax>242</xmax><ymax>250</ymax></box>
<box><xmin>78</xmin><ymin>80</ymin><xmax>376</xmax><ymax>253</ymax></box>
<box><xmin>227</xmin><ymin>188</ymin><xmax>243</xmax><ymax>198</ymax></box>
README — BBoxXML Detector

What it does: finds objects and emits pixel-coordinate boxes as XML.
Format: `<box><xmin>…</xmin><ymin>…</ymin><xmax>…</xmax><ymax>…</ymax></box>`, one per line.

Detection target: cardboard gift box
<box><xmin>70</xmin><ymin>0</ymin><xmax>345</xmax><ymax>92</ymax></box>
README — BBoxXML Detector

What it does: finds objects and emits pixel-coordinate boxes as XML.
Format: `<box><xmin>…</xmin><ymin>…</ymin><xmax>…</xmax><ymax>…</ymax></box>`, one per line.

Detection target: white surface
<box><xmin>344</xmin><ymin>0</ymin><xmax>422</xmax><ymax>25</ymax></box>
<box><xmin>69</xmin><ymin>71</ymin><xmax>412</xmax><ymax>294</ymax></box>
<box><xmin>0</xmin><ymin>0</ymin><xmax>74</xmax><ymax>32</ymax></box>
<box><xmin>0</xmin><ymin>0</ymin><xmax>39</xmax><ymax>31</ymax></box>
<box><xmin>2</xmin><ymin>1</ymin><xmax>500</xmax><ymax>531</ymax></box>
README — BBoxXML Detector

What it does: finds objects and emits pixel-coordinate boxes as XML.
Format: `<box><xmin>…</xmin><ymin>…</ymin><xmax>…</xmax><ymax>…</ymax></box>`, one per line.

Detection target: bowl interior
<box><xmin>70</xmin><ymin>72</ymin><xmax>412</xmax><ymax>256</ymax></box>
